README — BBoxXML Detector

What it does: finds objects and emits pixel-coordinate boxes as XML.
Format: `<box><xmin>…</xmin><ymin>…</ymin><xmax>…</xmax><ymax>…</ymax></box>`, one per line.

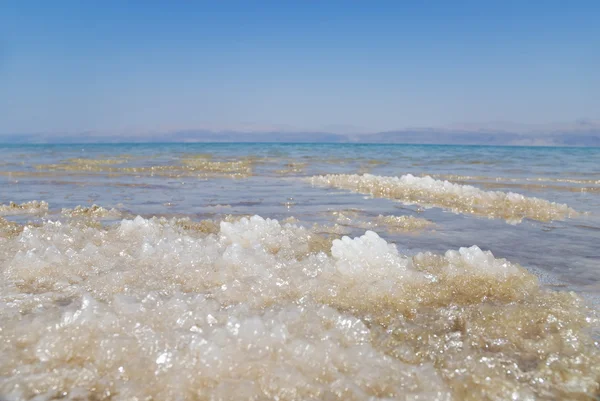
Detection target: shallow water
<box><xmin>1</xmin><ymin>143</ymin><xmax>599</xmax><ymax>400</ymax></box>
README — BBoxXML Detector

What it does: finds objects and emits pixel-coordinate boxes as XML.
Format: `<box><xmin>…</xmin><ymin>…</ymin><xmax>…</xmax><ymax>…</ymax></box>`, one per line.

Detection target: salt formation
<box><xmin>65</xmin><ymin>157</ymin><xmax>129</xmax><ymax>166</ymax></box>
<box><xmin>1</xmin><ymin>215</ymin><xmax>598</xmax><ymax>400</ymax></box>
<box><xmin>35</xmin><ymin>156</ymin><xmax>255</xmax><ymax>178</ymax></box>
<box><xmin>0</xmin><ymin>200</ymin><xmax>49</xmax><ymax>216</ymax></box>
<box><xmin>427</xmin><ymin>174</ymin><xmax>600</xmax><ymax>193</ymax></box>
<box><xmin>310</xmin><ymin>174</ymin><xmax>578</xmax><ymax>223</ymax></box>
<box><xmin>330</xmin><ymin>210</ymin><xmax>434</xmax><ymax>233</ymax></box>
<box><xmin>374</xmin><ymin>214</ymin><xmax>434</xmax><ymax>231</ymax></box>
<box><xmin>180</xmin><ymin>157</ymin><xmax>254</xmax><ymax>177</ymax></box>
<box><xmin>61</xmin><ymin>204</ymin><xmax>122</xmax><ymax>219</ymax></box>
<box><xmin>431</xmin><ymin>173</ymin><xmax>600</xmax><ymax>186</ymax></box>
<box><xmin>0</xmin><ymin>217</ymin><xmax>23</xmax><ymax>238</ymax></box>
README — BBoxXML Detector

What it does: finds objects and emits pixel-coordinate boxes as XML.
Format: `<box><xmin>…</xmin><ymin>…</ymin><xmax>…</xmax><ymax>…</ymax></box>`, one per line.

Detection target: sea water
<box><xmin>0</xmin><ymin>143</ymin><xmax>599</xmax><ymax>400</ymax></box>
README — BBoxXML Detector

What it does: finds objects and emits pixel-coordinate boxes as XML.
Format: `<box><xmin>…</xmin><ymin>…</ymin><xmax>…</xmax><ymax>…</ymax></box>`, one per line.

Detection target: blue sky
<box><xmin>0</xmin><ymin>1</ymin><xmax>598</xmax><ymax>135</ymax></box>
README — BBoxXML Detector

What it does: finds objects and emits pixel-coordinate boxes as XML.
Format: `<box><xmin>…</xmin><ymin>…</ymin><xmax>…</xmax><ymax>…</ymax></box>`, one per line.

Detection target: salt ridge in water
<box><xmin>1</xmin><ymin>215</ymin><xmax>598</xmax><ymax>400</ymax></box>
<box><xmin>309</xmin><ymin>174</ymin><xmax>578</xmax><ymax>223</ymax></box>
<box><xmin>34</xmin><ymin>156</ymin><xmax>257</xmax><ymax>178</ymax></box>
<box><xmin>0</xmin><ymin>201</ymin><xmax>49</xmax><ymax>216</ymax></box>
<box><xmin>329</xmin><ymin>210</ymin><xmax>434</xmax><ymax>233</ymax></box>
<box><xmin>61</xmin><ymin>204</ymin><xmax>122</xmax><ymax>219</ymax></box>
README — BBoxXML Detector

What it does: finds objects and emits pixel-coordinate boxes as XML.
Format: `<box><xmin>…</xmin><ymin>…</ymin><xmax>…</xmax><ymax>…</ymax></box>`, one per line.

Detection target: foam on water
<box><xmin>310</xmin><ymin>174</ymin><xmax>578</xmax><ymax>223</ymax></box>
<box><xmin>1</xmin><ymin>215</ymin><xmax>598</xmax><ymax>400</ymax></box>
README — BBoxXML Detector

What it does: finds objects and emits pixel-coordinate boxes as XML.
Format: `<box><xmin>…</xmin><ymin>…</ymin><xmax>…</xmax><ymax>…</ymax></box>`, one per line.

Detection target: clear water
<box><xmin>1</xmin><ymin>143</ymin><xmax>599</xmax><ymax>400</ymax></box>
<box><xmin>2</xmin><ymin>143</ymin><xmax>599</xmax><ymax>294</ymax></box>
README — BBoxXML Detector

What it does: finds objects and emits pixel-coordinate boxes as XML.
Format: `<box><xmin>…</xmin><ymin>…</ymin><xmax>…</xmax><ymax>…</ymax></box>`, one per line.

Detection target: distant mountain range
<box><xmin>1</xmin><ymin>126</ymin><xmax>600</xmax><ymax>146</ymax></box>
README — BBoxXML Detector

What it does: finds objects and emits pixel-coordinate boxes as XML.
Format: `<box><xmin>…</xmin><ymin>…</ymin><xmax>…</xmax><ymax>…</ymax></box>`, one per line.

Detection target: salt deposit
<box><xmin>33</xmin><ymin>156</ymin><xmax>256</xmax><ymax>178</ymax></box>
<box><xmin>61</xmin><ymin>204</ymin><xmax>122</xmax><ymax>219</ymax></box>
<box><xmin>1</xmin><ymin>214</ymin><xmax>598</xmax><ymax>400</ymax></box>
<box><xmin>0</xmin><ymin>217</ymin><xmax>23</xmax><ymax>238</ymax></box>
<box><xmin>330</xmin><ymin>210</ymin><xmax>434</xmax><ymax>233</ymax></box>
<box><xmin>310</xmin><ymin>174</ymin><xmax>578</xmax><ymax>223</ymax></box>
<box><xmin>180</xmin><ymin>158</ymin><xmax>254</xmax><ymax>177</ymax></box>
<box><xmin>374</xmin><ymin>214</ymin><xmax>434</xmax><ymax>231</ymax></box>
<box><xmin>430</xmin><ymin>174</ymin><xmax>600</xmax><ymax>186</ymax></box>
<box><xmin>65</xmin><ymin>157</ymin><xmax>129</xmax><ymax>166</ymax></box>
<box><xmin>0</xmin><ymin>200</ymin><xmax>49</xmax><ymax>216</ymax></box>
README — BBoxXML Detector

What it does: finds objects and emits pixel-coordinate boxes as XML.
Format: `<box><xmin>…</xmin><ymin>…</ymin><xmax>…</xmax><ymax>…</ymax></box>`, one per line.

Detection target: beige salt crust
<box><xmin>0</xmin><ymin>215</ymin><xmax>598</xmax><ymax>400</ymax></box>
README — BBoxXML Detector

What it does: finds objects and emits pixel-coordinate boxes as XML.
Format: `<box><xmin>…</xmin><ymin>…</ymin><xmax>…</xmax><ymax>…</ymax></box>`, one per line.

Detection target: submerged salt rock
<box><xmin>328</xmin><ymin>209</ymin><xmax>434</xmax><ymax>233</ymax></box>
<box><xmin>309</xmin><ymin>173</ymin><xmax>578</xmax><ymax>223</ymax></box>
<box><xmin>0</xmin><ymin>214</ymin><xmax>598</xmax><ymax>400</ymax></box>
<box><xmin>66</xmin><ymin>157</ymin><xmax>129</xmax><ymax>166</ymax></box>
<box><xmin>374</xmin><ymin>214</ymin><xmax>433</xmax><ymax>231</ymax></box>
<box><xmin>34</xmin><ymin>156</ymin><xmax>255</xmax><ymax>178</ymax></box>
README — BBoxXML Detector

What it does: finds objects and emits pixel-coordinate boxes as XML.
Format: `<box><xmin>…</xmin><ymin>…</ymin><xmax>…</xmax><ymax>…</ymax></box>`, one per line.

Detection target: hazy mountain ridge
<box><xmin>1</xmin><ymin>127</ymin><xmax>599</xmax><ymax>146</ymax></box>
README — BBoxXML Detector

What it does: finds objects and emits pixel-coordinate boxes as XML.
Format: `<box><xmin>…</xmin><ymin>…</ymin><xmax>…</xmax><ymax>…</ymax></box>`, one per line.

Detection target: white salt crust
<box><xmin>0</xmin><ymin>215</ymin><xmax>598</xmax><ymax>400</ymax></box>
<box><xmin>309</xmin><ymin>174</ymin><xmax>578</xmax><ymax>223</ymax></box>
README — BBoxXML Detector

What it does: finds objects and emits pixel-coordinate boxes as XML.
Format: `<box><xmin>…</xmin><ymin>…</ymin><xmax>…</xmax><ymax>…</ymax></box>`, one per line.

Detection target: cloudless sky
<box><xmin>0</xmin><ymin>1</ymin><xmax>598</xmax><ymax>134</ymax></box>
